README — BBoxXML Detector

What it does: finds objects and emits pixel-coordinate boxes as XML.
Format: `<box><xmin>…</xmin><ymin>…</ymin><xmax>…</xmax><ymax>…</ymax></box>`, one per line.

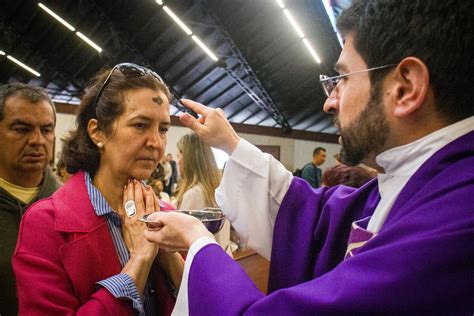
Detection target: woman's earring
<box><xmin>97</xmin><ymin>142</ymin><xmax>103</xmax><ymax>148</ymax></box>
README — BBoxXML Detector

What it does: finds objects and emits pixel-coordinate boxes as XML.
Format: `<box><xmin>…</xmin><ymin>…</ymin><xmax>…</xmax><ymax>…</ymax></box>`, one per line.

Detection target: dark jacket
<box><xmin>301</xmin><ymin>162</ymin><xmax>322</xmax><ymax>188</ymax></box>
<box><xmin>0</xmin><ymin>168</ymin><xmax>59</xmax><ymax>316</ymax></box>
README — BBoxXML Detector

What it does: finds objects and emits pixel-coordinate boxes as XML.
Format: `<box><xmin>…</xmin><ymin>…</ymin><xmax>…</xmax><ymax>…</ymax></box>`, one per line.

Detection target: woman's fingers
<box><xmin>125</xmin><ymin>179</ymin><xmax>134</xmax><ymax>202</ymax></box>
<box><xmin>122</xmin><ymin>179</ymin><xmax>155</xmax><ymax>219</ymax></box>
<box><xmin>122</xmin><ymin>179</ymin><xmax>135</xmax><ymax>217</ymax></box>
<box><xmin>133</xmin><ymin>180</ymin><xmax>146</xmax><ymax>216</ymax></box>
<box><xmin>153</xmin><ymin>193</ymin><xmax>161</xmax><ymax>212</ymax></box>
<box><xmin>145</xmin><ymin>186</ymin><xmax>154</xmax><ymax>214</ymax></box>
<box><xmin>123</xmin><ymin>183</ymin><xmax>128</xmax><ymax>208</ymax></box>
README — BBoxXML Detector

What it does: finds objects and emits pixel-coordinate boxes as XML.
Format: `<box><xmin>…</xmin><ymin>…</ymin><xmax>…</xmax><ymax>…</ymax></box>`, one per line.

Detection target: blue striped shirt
<box><xmin>85</xmin><ymin>172</ymin><xmax>156</xmax><ymax>315</ymax></box>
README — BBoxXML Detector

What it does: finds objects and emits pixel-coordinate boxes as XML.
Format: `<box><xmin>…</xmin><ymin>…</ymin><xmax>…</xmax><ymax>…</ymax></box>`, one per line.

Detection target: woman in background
<box><xmin>13</xmin><ymin>63</ymin><xmax>183</xmax><ymax>315</ymax></box>
<box><xmin>174</xmin><ymin>133</ymin><xmax>233</xmax><ymax>256</ymax></box>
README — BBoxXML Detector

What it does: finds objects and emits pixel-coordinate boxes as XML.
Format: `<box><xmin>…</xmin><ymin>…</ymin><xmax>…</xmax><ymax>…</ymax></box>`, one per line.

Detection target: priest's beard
<box><xmin>338</xmin><ymin>86</ymin><xmax>389</xmax><ymax>166</ymax></box>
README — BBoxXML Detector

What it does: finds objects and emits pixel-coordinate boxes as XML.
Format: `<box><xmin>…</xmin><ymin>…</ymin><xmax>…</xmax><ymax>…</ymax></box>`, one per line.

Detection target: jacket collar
<box><xmin>53</xmin><ymin>171</ymin><xmax>105</xmax><ymax>233</ymax></box>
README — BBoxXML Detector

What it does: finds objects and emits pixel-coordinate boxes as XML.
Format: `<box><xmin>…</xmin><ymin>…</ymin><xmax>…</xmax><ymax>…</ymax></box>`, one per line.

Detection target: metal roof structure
<box><xmin>0</xmin><ymin>0</ymin><xmax>342</xmax><ymax>137</ymax></box>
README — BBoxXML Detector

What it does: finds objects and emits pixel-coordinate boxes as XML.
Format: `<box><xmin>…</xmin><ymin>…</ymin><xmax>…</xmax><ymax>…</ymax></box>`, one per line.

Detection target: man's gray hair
<box><xmin>0</xmin><ymin>83</ymin><xmax>56</xmax><ymax>123</ymax></box>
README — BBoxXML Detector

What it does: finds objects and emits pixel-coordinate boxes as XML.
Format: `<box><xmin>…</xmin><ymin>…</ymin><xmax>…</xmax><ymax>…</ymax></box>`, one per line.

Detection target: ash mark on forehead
<box><xmin>152</xmin><ymin>96</ymin><xmax>163</xmax><ymax>105</ymax></box>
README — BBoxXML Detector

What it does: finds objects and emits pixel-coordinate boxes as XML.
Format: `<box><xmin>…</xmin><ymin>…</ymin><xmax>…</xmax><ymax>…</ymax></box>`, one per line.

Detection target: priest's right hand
<box><xmin>179</xmin><ymin>99</ymin><xmax>241</xmax><ymax>156</ymax></box>
<box><xmin>143</xmin><ymin>211</ymin><xmax>214</xmax><ymax>252</ymax></box>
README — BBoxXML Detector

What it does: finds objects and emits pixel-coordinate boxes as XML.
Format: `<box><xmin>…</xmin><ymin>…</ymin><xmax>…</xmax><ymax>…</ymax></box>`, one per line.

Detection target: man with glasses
<box><xmin>143</xmin><ymin>0</ymin><xmax>473</xmax><ymax>314</ymax></box>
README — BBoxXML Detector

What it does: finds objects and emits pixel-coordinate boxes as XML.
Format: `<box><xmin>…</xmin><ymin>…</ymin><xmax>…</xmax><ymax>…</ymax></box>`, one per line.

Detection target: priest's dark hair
<box><xmin>337</xmin><ymin>0</ymin><xmax>473</xmax><ymax>123</ymax></box>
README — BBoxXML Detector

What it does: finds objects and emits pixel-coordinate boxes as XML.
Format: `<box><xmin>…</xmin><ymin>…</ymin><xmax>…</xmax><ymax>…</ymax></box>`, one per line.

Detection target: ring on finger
<box><xmin>124</xmin><ymin>200</ymin><xmax>137</xmax><ymax>217</ymax></box>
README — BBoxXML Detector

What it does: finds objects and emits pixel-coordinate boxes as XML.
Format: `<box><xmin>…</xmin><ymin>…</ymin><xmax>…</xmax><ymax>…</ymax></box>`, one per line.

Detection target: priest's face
<box><xmin>323</xmin><ymin>35</ymin><xmax>389</xmax><ymax>166</ymax></box>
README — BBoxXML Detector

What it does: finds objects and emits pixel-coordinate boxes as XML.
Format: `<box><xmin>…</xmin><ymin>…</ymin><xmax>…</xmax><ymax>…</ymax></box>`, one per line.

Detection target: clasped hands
<box><xmin>121</xmin><ymin>179</ymin><xmax>213</xmax><ymax>254</ymax></box>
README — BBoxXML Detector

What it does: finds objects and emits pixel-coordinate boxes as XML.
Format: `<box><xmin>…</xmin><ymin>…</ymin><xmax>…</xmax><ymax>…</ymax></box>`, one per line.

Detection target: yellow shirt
<box><xmin>0</xmin><ymin>177</ymin><xmax>40</xmax><ymax>204</ymax></box>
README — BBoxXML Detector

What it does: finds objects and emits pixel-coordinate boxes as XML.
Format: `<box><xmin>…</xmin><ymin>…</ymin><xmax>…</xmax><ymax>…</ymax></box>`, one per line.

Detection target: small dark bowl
<box><xmin>139</xmin><ymin>208</ymin><xmax>225</xmax><ymax>234</ymax></box>
<box><xmin>177</xmin><ymin>208</ymin><xmax>225</xmax><ymax>234</ymax></box>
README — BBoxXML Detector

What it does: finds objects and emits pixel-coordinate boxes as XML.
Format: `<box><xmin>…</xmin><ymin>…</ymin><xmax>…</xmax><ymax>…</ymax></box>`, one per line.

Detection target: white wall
<box><xmin>166</xmin><ymin>125</ymin><xmax>342</xmax><ymax>172</ymax></box>
<box><xmin>54</xmin><ymin>113</ymin><xmax>77</xmax><ymax>164</ymax></box>
<box><xmin>53</xmin><ymin>113</ymin><xmax>341</xmax><ymax>172</ymax></box>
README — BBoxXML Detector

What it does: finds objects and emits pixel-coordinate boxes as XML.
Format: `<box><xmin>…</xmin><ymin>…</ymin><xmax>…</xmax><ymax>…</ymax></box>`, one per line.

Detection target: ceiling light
<box><xmin>163</xmin><ymin>6</ymin><xmax>192</xmax><ymax>35</ymax></box>
<box><xmin>0</xmin><ymin>50</ymin><xmax>5</xmax><ymax>55</ymax></box>
<box><xmin>6</xmin><ymin>55</ymin><xmax>41</xmax><ymax>77</ymax></box>
<box><xmin>75</xmin><ymin>32</ymin><xmax>103</xmax><ymax>53</ymax></box>
<box><xmin>275</xmin><ymin>4</ymin><xmax>322</xmax><ymax>64</ymax></box>
<box><xmin>283</xmin><ymin>9</ymin><xmax>305</xmax><ymax>38</ymax></box>
<box><xmin>38</xmin><ymin>3</ymin><xmax>75</xmax><ymax>31</ymax></box>
<box><xmin>303</xmin><ymin>38</ymin><xmax>321</xmax><ymax>63</ymax></box>
<box><xmin>156</xmin><ymin>0</ymin><xmax>164</xmax><ymax>5</ymax></box>
<box><xmin>321</xmin><ymin>0</ymin><xmax>344</xmax><ymax>47</ymax></box>
<box><xmin>38</xmin><ymin>2</ymin><xmax>103</xmax><ymax>53</ymax></box>
<box><xmin>192</xmin><ymin>35</ymin><xmax>218</xmax><ymax>61</ymax></box>
<box><xmin>159</xmin><ymin>5</ymin><xmax>219</xmax><ymax>62</ymax></box>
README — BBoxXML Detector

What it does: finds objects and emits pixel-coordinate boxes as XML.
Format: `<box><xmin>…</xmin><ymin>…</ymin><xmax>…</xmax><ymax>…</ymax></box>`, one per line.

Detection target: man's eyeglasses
<box><xmin>319</xmin><ymin>64</ymin><xmax>397</xmax><ymax>97</ymax></box>
<box><xmin>91</xmin><ymin>63</ymin><xmax>165</xmax><ymax>116</ymax></box>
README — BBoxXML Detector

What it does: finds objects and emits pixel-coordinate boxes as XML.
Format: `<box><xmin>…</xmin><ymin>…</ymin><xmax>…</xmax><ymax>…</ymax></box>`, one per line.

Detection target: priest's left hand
<box><xmin>143</xmin><ymin>212</ymin><xmax>214</xmax><ymax>252</ymax></box>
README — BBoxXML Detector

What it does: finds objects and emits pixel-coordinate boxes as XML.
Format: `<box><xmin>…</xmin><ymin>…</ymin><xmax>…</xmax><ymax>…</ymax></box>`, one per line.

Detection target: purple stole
<box><xmin>345</xmin><ymin>217</ymin><xmax>376</xmax><ymax>259</ymax></box>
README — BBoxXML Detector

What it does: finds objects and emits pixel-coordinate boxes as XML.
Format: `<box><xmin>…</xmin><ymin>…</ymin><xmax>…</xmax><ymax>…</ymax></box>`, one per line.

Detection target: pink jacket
<box><xmin>13</xmin><ymin>171</ymin><xmax>175</xmax><ymax>315</ymax></box>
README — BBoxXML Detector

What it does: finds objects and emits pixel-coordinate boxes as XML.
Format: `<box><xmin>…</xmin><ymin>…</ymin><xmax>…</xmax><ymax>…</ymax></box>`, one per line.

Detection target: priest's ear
<box><xmin>388</xmin><ymin>57</ymin><xmax>430</xmax><ymax>119</ymax></box>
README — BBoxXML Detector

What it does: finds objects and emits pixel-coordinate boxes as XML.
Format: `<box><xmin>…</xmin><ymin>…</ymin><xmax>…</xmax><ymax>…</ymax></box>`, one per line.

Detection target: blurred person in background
<box><xmin>165</xmin><ymin>153</ymin><xmax>178</xmax><ymax>195</ymax></box>
<box><xmin>150</xmin><ymin>178</ymin><xmax>171</xmax><ymax>204</ymax></box>
<box><xmin>160</xmin><ymin>156</ymin><xmax>172</xmax><ymax>194</ymax></box>
<box><xmin>174</xmin><ymin>133</ymin><xmax>232</xmax><ymax>256</ymax></box>
<box><xmin>55</xmin><ymin>155</ymin><xmax>72</xmax><ymax>183</ymax></box>
<box><xmin>299</xmin><ymin>147</ymin><xmax>326</xmax><ymax>188</ymax></box>
<box><xmin>322</xmin><ymin>164</ymin><xmax>376</xmax><ymax>188</ymax></box>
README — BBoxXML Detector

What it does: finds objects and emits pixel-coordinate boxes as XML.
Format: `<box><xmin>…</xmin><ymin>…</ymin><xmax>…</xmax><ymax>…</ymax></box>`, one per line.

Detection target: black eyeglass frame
<box><xmin>319</xmin><ymin>64</ymin><xmax>397</xmax><ymax>97</ymax></box>
<box><xmin>91</xmin><ymin>63</ymin><xmax>165</xmax><ymax>117</ymax></box>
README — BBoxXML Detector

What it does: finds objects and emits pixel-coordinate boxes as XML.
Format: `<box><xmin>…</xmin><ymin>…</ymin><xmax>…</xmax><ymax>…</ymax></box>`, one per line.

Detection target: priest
<box><xmin>143</xmin><ymin>0</ymin><xmax>474</xmax><ymax>314</ymax></box>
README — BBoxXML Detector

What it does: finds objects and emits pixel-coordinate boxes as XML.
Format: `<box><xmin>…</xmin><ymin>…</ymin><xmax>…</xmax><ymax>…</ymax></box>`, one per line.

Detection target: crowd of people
<box><xmin>0</xmin><ymin>0</ymin><xmax>472</xmax><ymax>315</ymax></box>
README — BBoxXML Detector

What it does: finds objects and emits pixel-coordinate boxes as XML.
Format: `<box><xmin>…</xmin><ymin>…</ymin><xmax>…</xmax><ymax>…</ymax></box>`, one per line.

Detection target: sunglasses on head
<box><xmin>91</xmin><ymin>63</ymin><xmax>165</xmax><ymax>116</ymax></box>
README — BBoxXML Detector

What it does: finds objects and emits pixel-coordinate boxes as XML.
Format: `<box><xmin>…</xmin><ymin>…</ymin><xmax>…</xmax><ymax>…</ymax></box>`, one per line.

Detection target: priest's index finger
<box><xmin>181</xmin><ymin>99</ymin><xmax>210</xmax><ymax>115</ymax></box>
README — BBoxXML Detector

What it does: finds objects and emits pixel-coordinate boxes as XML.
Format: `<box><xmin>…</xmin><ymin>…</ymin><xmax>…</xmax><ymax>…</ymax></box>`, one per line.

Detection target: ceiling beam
<box><xmin>177</xmin><ymin>0</ymin><xmax>292</xmax><ymax>130</ymax></box>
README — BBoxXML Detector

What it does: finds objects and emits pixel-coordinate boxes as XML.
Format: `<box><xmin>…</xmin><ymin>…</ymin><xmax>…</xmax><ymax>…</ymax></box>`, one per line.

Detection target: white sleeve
<box><xmin>172</xmin><ymin>236</ymin><xmax>218</xmax><ymax>316</ymax></box>
<box><xmin>215</xmin><ymin>139</ymin><xmax>293</xmax><ymax>260</ymax></box>
<box><xmin>172</xmin><ymin>140</ymin><xmax>291</xmax><ymax>315</ymax></box>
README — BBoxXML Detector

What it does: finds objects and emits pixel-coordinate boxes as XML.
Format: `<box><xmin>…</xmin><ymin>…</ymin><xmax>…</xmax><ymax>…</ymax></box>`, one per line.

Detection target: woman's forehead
<box><xmin>122</xmin><ymin>88</ymin><xmax>170</xmax><ymax>117</ymax></box>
